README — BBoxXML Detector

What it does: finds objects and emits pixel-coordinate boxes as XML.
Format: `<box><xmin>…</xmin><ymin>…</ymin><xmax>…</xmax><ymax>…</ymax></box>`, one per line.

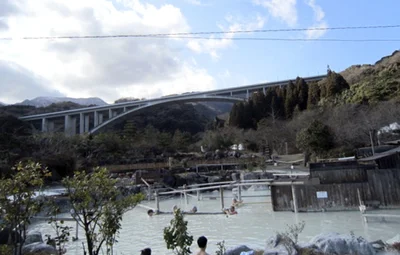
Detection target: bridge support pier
<box><xmin>263</xmin><ymin>87</ymin><xmax>266</xmax><ymax>95</ymax></box>
<box><xmin>98</xmin><ymin>113</ymin><xmax>103</xmax><ymax>124</ymax></box>
<box><xmin>65</xmin><ymin>115</ymin><xmax>76</xmax><ymax>135</ymax></box>
<box><xmin>41</xmin><ymin>118</ymin><xmax>48</xmax><ymax>132</ymax></box>
<box><xmin>84</xmin><ymin>115</ymin><xmax>90</xmax><ymax>133</ymax></box>
<box><xmin>94</xmin><ymin>111</ymin><xmax>98</xmax><ymax>127</ymax></box>
<box><xmin>79</xmin><ymin>113</ymin><xmax>84</xmax><ymax>134</ymax></box>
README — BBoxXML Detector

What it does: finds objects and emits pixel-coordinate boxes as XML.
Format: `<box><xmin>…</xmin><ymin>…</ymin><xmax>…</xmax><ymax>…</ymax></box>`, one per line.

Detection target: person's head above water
<box><xmin>141</xmin><ymin>248</ymin><xmax>151</xmax><ymax>255</ymax></box>
<box><xmin>197</xmin><ymin>236</ymin><xmax>207</xmax><ymax>249</ymax></box>
<box><xmin>147</xmin><ymin>209</ymin><xmax>154</xmax><ymax>216</ymax></box>
<box><xmin>230</xmin><ymin>206</ymin><xmax>235</xmax><ymax>211</ymax></box>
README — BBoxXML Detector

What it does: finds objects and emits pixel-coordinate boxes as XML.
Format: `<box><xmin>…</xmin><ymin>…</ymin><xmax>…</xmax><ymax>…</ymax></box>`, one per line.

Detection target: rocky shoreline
<box><xmin>224</xmin><ymin>232</ymin><xmax>400</xmax><ymax>255</ymax></box>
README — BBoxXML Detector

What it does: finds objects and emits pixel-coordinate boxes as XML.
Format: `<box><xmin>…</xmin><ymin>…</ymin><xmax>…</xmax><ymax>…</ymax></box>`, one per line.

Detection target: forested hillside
<box><xmin>224</xmin><ymin>51</ymin><xmax>400</xmax><ymax>159</ymax></box>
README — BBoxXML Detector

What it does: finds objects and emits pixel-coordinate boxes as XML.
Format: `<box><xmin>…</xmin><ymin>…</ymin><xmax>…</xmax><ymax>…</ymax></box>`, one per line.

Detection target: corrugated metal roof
<box><xmin>358</xmin><ymin>146</ymin><xmax>400</xmax><ymax>161</ymax></box>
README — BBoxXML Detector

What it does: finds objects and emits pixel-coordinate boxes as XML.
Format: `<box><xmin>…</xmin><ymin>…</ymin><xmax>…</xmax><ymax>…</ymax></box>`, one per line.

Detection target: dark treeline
<box><xmin>229</xmin><ymin>71</ymin><xmax>349</xmax><ymax>129</ymax></box>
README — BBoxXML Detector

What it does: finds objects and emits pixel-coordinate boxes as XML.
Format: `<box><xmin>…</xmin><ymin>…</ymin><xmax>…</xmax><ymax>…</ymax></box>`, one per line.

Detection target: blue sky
<box><xmin>168</xmin><ymin>0</ymin><xmax>400</xmax><ymax>86</ymax></box>
<box><xmin>0</xmin><ymin>0</ymin><xmax>399</xmax><ymax>103</ymax></box>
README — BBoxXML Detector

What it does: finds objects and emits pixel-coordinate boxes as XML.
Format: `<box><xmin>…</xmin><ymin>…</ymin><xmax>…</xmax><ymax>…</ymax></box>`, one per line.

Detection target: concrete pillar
<box><xmin>246</xmin><ymin>89</ymin><xmax>249</xmax><ymax>99</ymax></box>
<box><xmin>65</xmin><ymin>115</ymin><xmax>71</xmax><ymax>135</ymax></box>
<box><xmin>94</xmin><ymin>111</ymin><xmax>98</xmax><ymax>127</ymax></box>
<box><xmin>113</xmin><ymin>111</ymin><xmax>117</xmax><ymax>117</ymax></box>
<box><xmin>230</xmin><ymin>91</ymin><xmax>233</xmax><ymax>97</ymax></box>
<box><xmin>98</xmin><ymin>113</ymin><xmax>103</xmax><ymax>124</ymax></box>
<box><xmin>292</xmin><ymin>185</ymin><xmax>298</xmax><ymax>213</ymax></box>
<box><xmin>263</xmin><ymin>87</ymin><xmax>266</xmax><ymax>95</ymax></box>
<box><xmin>48</xmin><ymin>120</ymin><xmax>55</xmax><ymax>132</ymax></box>
<box><xmin>79</xmin><ymin>113</ymin><xmax>84</xmax><ymax>134</ymax></box>
<box><xmin>70</xmin><ymin>117</ymin><xmax>76</xmax><ymax>135</ymax></box>
<box><xmin>84</xmin><ymin>115</ymin><xmax>90</xmax><ymax>133</ymax></box>
<box><xmin>109</xmin><ymin>109</ymin><xmax>113</xmax><ymax>119</ymax></box>
<box><xmin>123</xmin><ymin>107</ymin><xmax>127</xmax><ymax>112</ymax></box>
<box><xmin>41</xmin><ymin>118</ymin><xmax>48</xmax><ymax>132</ymax></box>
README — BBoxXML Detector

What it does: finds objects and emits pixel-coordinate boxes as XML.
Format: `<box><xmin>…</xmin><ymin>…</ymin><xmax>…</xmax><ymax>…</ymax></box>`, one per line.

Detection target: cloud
<box><xmin>253</xmin><ymin>0</ymin><xmax>297</xmax><ymax>27</ymax></box>
<box><xmin>0</xmin><ymin>0</ymin><xmax>216</xmax><ymax>103</ymax></box>
<box><xmin>187</xmin><ymin>15</ymin><xmax>265</xmax><ymax>60</ymax></box>
<box><xmin>305</xmin><ymin>0</ymin><xmax>328</xmax><ymax>39</ymax></box>
<box><xmin>185</xmin><ymin>0</ymin><xmax>202</xmax><ymax>5</ymax></box>
<box><xmin>0</xmin><ymin>60</ymin><xmax>63</xmax><ymax>104</ymax></box>
<box><xmin>0</xmin><ymin>0</ymin><xmax>19</xmax><ymax>30</ymax></box>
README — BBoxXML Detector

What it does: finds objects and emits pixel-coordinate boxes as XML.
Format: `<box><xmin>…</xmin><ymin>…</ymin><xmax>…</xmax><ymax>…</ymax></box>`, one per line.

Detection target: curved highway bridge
<box><xmin>19</xmin><ymin>75</ymin><xmax>326</xmax><ymax>135</ymax></box>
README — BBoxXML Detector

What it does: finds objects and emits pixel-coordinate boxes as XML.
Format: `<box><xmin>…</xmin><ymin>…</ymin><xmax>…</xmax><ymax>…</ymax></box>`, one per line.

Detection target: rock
<box><xmin>25</xmin><ymin>231</ymin><xmax>43</xmax><ymax>245</ymax></box>
<box><xmin>309</xmin><ymin>232</ymin><xmax>376</xmax><ymax>255</ymax></box>
<box><xmin>241</xmin><ymin>172</ymin><xmax>259</xmax><ymax>181</ymax></box>
<box><xmin>387</xmin><ymin>234</ymin><xmax>400</xmax><ymax>245</ymax></box>
<box><xmin>22</xmin><ymin>242</ymin><xmax>57</xmax><ymax>255</ymax></box>
<box><xmin>208</xmin><ymin>176</ymin><xmax>222</xmax><ymax>183</ymax></box>
<box><xmin>231</xmin><ymin>172</ymin><xmax>240</xmax><ymax>181</ymax></box>
<box><xmin>225</xmin><ymin>245</ymin><xmax>253</xmax><ymax>255</ymax></box>
<box><xmin>370</xmin><ymin>240</ymin><xmax>386</xmax><ymax>252</ymax></box>
<box><xmin>22</xmin><ymin>231</ymin><xmax>57</xmax><ymax>255</ymax></box>
<box><xmin>264</xmin><ymin>234</ymin><xmax>298</xmax><ymax>255</ymax></box>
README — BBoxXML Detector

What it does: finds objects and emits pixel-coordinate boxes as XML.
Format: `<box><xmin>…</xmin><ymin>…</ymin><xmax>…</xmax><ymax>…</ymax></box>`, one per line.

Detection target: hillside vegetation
<box><xmin>224</xmin><ymin>50</ymin><xmax>400</xmax><ymax>159</ymax></box>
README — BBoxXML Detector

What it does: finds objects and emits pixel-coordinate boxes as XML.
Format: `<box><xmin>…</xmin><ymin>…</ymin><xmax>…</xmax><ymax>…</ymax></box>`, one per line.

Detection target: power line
<box><xmin>1</xmin><ymin>24</ymin><xmax>399</xmax><ymax>41</ymax></box>
<box><xmin>163</xmin><ymin>36</ymin><xmax>400</xmax><ymax>42</ymax></box>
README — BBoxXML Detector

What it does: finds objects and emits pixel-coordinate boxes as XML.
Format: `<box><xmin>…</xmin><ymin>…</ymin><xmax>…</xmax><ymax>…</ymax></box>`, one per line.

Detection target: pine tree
<box><xmin>295</xmin><ymin>77</ymin><xmax>309</xmax><ymax>111</ymax></box>
<box><xmin>284</xmin><ymin>81</ymin><xmax>297</xmax><ymax>119</ymax></box>
<box><xmin>307</xmin><ymin>82</ymin><xmax>321</xmax><ymax>109</ymax></box>
<box><xmin>324</xmin><ymin>71</ymin><xmax>350</xmax><ymax>97</ymax></box>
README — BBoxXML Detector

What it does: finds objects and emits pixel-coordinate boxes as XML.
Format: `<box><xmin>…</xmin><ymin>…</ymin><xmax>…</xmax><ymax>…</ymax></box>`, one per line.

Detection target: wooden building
<box><xmin>271</xmin><ymin>147</ymin><xmax>400</xmax><ymax>212</ymax></box>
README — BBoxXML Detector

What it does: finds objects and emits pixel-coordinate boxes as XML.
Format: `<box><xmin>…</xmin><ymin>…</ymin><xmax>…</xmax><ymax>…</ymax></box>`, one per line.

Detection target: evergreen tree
<box><xmin>324</xmin><ymin>71</ymin><xmax>350</xmax><ymax>97</ymax></box>
<box><xmin>295</xmin><ymin>77</ymin><xmax>309</xmax><ymax>111</ymax></box>
<box><xmin>252</xmin><ymin>91</ymin><xmax>267</xmax><ymax>122</ymax></box>
<box><xmin>307</xmin><ymin>82</ymin><xmax>321</xmax><ymax>109</ymax></box>
<box><xmin>228</xmin><ymin>103</ymin><xmax>239</xmax><ymax>127</ymax></box>
<box><xmin>296</xmin><ymin>120</ymin><xmax>334</xmax><ymax>156</ymax></box>
<box><xmin>243</xmin><ymin>101</ymin><xmax>255</xmax><ymax>129</ymax></box>
<box><xmin>284</xmin><ymin>81</ymin><xmax>297</xmax><ymax>119</ymax></box>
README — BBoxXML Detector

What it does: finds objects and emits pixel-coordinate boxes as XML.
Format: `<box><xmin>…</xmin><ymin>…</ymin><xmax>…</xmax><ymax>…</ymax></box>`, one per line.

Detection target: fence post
<box><xmin>291</xmin><ymin>184</ymin><xmax>298</xmax><ymax>213</ymax></box>
<box><xmin>155</xmin><ymin>190</ymin><xmax>160</xmax><ymax>212</ymax></box>
<box><xmin>220</xmin><ymin>186</ymin><xmax>224</xmax><ymax>209</ymax></box>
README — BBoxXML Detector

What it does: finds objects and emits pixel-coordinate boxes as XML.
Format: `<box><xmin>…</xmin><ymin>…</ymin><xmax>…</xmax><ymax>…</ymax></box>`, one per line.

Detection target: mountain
<box><xmin>17</xmin><ymin>96</ymin><xmax>108</xmax><ymax>107</ymax></box>
<box><xmin>0</xmin><ymin>102</ymin><xmax>5</xmax><ymax>106</ymax></box>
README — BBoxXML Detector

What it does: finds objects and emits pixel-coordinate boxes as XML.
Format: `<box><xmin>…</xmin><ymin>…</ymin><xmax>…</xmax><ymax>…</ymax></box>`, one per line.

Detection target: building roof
<box><xmin>358</xmin><ymin>146</ymin><xmax>400</xmax><ymax>161</ymax></box>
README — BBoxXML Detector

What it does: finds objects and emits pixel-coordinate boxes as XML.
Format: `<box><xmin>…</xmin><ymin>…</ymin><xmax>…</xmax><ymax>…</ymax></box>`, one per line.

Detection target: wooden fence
<box><xmin>271</xmin><ymin>168</ymin><xmax>400</xmax><ymax>212</ymax></box>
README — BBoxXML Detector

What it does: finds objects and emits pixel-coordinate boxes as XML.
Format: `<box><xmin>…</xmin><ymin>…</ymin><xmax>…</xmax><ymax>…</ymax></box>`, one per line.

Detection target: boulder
<box><xmin>387</xmin><ymin>234</ymin><xmax>400</xmax><ymax>245</ymax></box>
<box><xmin>22</xmin><ymin>242</ymin><xmax>57</xmax><ymax>255</ymax></box>
<box><xmin>264</xmin><ymin>234</ymin><xmax>298</xmax><ymax>255</ymax></box>
<box><xmin>231</xmin><ymin>172</ymin><xmax>240</xmax><ymax>181</ymax></box>
<box><xmin>22</xmin><ymin>231</ymin><xmax>57</xmax><ymax>255</ymax></box>
<box><xmin>208</xmin><ymin>176</ymin><xmax>222</xmax><ymax>183</ymax></box>
<box><xmin>309</xmin><ymin>232</ymin><xmax>376</xmax><ymax>255</ymax></box>
<box><xmin>225</xmin><ymin>245</ymin><xmax>253</xmax><ymax>255</ymax></box>
<box><xmin>241</xmin><ymin>172</ymin><xmax>259</xmax><ymax>181</ymax></box>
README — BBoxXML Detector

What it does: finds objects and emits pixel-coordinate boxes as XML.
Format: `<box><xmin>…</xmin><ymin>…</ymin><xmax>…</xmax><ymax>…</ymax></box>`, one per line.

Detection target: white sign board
<box><xmin>316</xmin><ymin>191</ymin><xmax>328</xmax><ymax>199</ymax></box>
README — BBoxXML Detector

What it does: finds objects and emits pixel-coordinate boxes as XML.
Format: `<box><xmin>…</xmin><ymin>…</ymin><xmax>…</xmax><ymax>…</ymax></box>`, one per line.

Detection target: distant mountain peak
<box><xmin>17</xmin><ymin>96</ymin><xmax>108</xmax><ymax>107</ymax></box>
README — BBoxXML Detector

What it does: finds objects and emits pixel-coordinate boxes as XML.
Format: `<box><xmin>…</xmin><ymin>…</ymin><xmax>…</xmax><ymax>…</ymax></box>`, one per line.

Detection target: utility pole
<box><xmin>369</xmin><ymin>130</ymin><xmax>375</xmax><ymax>155</ymax></box>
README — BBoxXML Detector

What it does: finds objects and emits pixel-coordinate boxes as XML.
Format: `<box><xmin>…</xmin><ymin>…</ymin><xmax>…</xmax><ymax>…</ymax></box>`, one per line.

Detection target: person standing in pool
<box><xmin>195</xmin><ymin>236</ymin><xmax>209</xmax><ymax>255</ymax></box>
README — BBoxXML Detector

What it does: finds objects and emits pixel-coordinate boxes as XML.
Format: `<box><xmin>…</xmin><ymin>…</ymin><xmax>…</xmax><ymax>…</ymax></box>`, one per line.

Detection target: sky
<box><xmin>0</xmin><ymin>0</ymin><xmax>399</xmax><ymax>104</ymax></box>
